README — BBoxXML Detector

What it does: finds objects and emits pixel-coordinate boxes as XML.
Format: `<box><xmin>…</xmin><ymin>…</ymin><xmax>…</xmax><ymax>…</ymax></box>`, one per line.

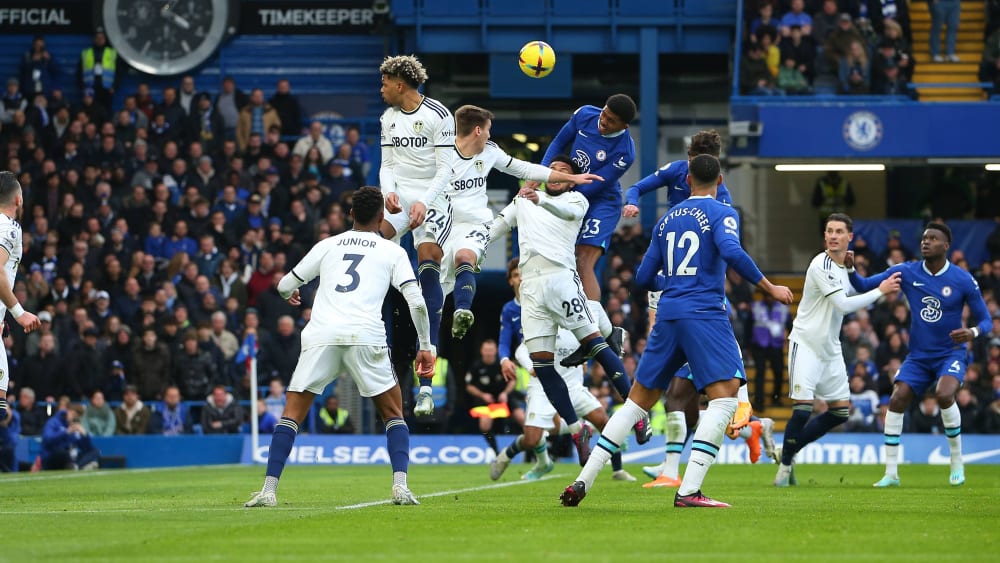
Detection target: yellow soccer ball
<box><xmin>518</xmin><ymin>41</ymin><xmax>556</xmax><ymax>78</ymax></box>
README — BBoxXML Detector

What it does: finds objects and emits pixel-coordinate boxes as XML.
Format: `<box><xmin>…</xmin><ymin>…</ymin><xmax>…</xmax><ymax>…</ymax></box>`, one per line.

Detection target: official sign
<box><xmin>240</xmin><ymin>0</ymin><xmax>385</xmax><ymax>34</ymax></box>
<box><xmin>0</xmin><ymin>2</ymin><xmax>90</xmax><ymax>33</ymax></box>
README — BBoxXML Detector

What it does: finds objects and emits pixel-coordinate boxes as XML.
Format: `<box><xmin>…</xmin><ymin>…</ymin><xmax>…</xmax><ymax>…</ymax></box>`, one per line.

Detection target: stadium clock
<box><xmin>98</xmin><ymin>0</ymin><xmax>239</xmax><ymax>76</ymax></box>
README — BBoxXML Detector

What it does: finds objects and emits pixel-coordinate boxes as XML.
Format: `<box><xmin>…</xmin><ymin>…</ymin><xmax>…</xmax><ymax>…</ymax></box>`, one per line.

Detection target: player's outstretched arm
<box><xmin>756</xmin><ymin>278</ymin><xmax>794</xmax><ymax>305</ymax></box>
<box><xmin>828</xmin><ymin>272</ymin><xmax>901</xmax><ymax>315</ymax></box>
<box><xmin>400</xmin><ymin>280</ymin><xmax>436</xmax><ymax>375</ymax></box>
<box><xmin>0</xmin><ymin>247</ymin><xmax>39</xmax><ymax>332</ymax></box>
<box><xmin>623</xmin><ymin>165</ymin><xmax>673</xmax><ymax>216</ymax></box>
<box><xmin>486</xmin><ymin>203</ymin><xmax>516</xmax><ymax>243</ymax></box>
<box><xmin>528</xmin><ymin>189</ymin><xmax>587</xmax><ymax>221</ymax></box>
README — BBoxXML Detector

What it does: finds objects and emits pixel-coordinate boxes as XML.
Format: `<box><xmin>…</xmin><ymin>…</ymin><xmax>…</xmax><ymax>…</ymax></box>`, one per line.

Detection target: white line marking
<box><xmin>335</xmin><ymin>473</ymin><xmax>566</xmax><ymax>510</ymax></box>
<box><xmin>0</xmin><ymin>464</ymin><xmax>240</xmax><ymax>483</ymax></box>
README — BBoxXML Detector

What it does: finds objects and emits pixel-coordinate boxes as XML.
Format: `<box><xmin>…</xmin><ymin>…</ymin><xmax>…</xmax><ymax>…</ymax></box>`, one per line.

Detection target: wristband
<box><xmin>971</xmin><ymin>327</ymin><xmax>979</xmax><ymax>339</ymax></box>
<box><xmin>9</xmin><ymin>304</ymin><xmax>24</xmax><ymax>318</ymax></box>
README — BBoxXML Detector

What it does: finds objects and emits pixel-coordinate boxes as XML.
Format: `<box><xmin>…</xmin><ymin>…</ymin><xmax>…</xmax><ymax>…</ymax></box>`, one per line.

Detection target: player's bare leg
<box><xmin>245</xmin><ymin>390</ymin><xmax>315</xmax><ymax>507</ymax></box>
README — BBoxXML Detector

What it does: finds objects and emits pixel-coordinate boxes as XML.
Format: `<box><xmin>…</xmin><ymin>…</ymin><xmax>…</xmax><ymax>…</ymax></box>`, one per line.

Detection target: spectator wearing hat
<box><xmin>114</xmin><ymin>384</ymin><xmax>150</xmax><ymax>435</ymax></box>
<box><xmin>90</xmin><ymin>290</ymin><xmax>113</xmax><ymax>327</ymax></box>
<box><xmin>81</xmin><ymin>390</ymin><xmax>116</xmax><ymax>437</ymax></box>
<box><xmin>1</xmin><ymin>78</ymin><xmax>27</xmax><ymax>124</ymax></box>
<box><xmin>66</xmin><ymin>327</ymin><xmax>105</xmax><ymax>401</ymax></box>
<box><xmin>232</xmin><ymin>194</ymin><xmax>266</xmax><ymax>234</ymax></box>
<box><xmin>323</xmin><ymin>158</ymin><xmax>359</xmax><ymax>203</ymax></box>
<box><xmin>25</xmin><ymin>309</ymin><xmax>58</xmax><ymax>357</ymax></box>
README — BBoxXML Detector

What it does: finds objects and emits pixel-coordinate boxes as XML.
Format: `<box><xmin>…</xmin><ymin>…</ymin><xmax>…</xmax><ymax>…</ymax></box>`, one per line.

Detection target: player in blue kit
<box><xmin>526</xmin><ymin>95</ymin><xmax>637</xmax><ymax>367</ymax></box>
<box><xmin>621</xmin><ymin>130</ymin><xmax>733</xmax><ymax>218</ymax></box>
<box><xmin>847</xmin><ymin>222</ymin><xmax>991</xmax><ymax>488</ymax></box>
<box><xmin>560</xmin><ymin>154</ymin><xmax>792</xmax><ymax>508</ymax></box>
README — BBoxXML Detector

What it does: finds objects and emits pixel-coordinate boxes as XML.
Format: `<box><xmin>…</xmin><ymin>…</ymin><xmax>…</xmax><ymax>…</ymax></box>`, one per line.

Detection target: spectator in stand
<box><xmin>824</xmin><ymin>13</ymin><xmax>865</xmax><ymax>70</ymax></box>
<box><xmin>254</xmin><ymin>398</ymin><xmax>277</xmax><ymax>434</ymax></box>
<box><xmin>159</xmin><ymin>87</ymin><xmax>186</xmax><ymax>132</ymax></box>
<box><xmin>237</xmin><ymin>89</ymin><xmax>280</xmax><ymax>153</ymax></box>
<box><xmin>114</xmin><ymin>385</ymin><xmax>150</xmax><ymax>435</ymax></box>
<box><xmin>317</xmin><ymin>395</ymin><xmax>354</xmax><ymax>434</ymax></box>
<box><xmin>750</xmin><ymin>1</ymin><xmax>780</xmax><ymax>38</ymax></box>
<box><xmin>778</xmin><ymin>57</ymin><xmax>814</xmax><ymax>94</ymax></box>
<box><xmin>16</xmin><ymin>387</ymin><xmax>48</xmax><ymax>436</ymax></box>
<box><xmin>214</xmin><ymin>76</ymin><xmax>248</xmax><ymax>142</ymax></box>
<box><xmin>322</xmin><ymin>159</ymin><xmax>358</xmax><ymax>202</ymax></box>
<box><xmin>780</xmin><ymin>0</ymin><xmax>814</xmax><ymax>36</ymax></box>
<box><xmin>867</xmin><ymin>0</ymin><xmax>911</xmax><ymax>41</ymax></box>
<box><xmin>1</xmin><ymin>78</ymin><xmax>28</xmax><ymax>124</ymax></box>
<box><xmin>750</xmin><ymin>291</ymin><xmax>790</xmax><ymax>408</ymax></box>
<box><xmin>41</xmin><ymin>403</ymin><xmax>100</xmax><ymax>470</ymax></box>
<box><xmin>187</xmin><ymin>93</ymin><xmax>225</xmax><ymax>154</ymax></box>
<box><xmin>345</xmin><ymin>126</ymin><xmax>371</xmax><ymax>181</ymax></box>
<box><xmin>258</xmin><ymin>315</ymin><xmax>300</xmax><ymax>385</ymax></box>
<box><xmin>268</xmin><ymin>79</ymin><xmax>303</xmax><ymax>138</ymax></box>
<box><xmin>81</xmin><ymin>390</ymin><xmax>115</xmax><ymax>436</ymax></box>
<box><xmin>954</xmin><ymin>387</ymin><xmax>980</xmax><ymax>434</ymax></box>
<box><xmin>882</xmin><ymin>19</ymin><xmax>915</xmax><ymax>81</ymax></box>
<box><xmin>875</xmin><ymin>330</ymin><xmax>908</xmax><ymax>373</ymax></box>
<box><xmin>132</xmin><ymin>327</ymin><xmax>171</xmax><ymax>401</ymax></box>
<box><xmin>66</xmin><ymin>327</ymin><xmax>105</xmax><ymax>401</ymax></box>
<box><xmin>148</xmin><ymin>385</ymin><xmax>192</xmax><ymax>435</ymax></box>
<box><xmin>178</xmin><ymin>75</ymin><xmax>198</xmax><ymax>116</ymax></box>
<box><xmin>838</xmin><ymin>39</ymin><xmax>871</xmax><ymax>94</ymax></box>
<box><xmin>201</xmin><ymin>384</ymin><xmax>243</xmax><ymax>434</ymax></box>
<box><xmin>811</xmin><ymin>171</ymin><xmax>855</xmax><ymax>234</ymax></box>
<box><xmin>174</xmin><ymin>330</ymin><xmax>218</xmax><ymax>400</ymax></box>
<box><xmin>0</xmin><ymin>407</ymin><xmax>20</xmax><ymax>472</ymax></box>
<box><xmin>164</xmin><ymin>220</ymin><xmax>197</xmax><ymax>260</ymax></box>
<box><xmin>740</xmin><ymin>43</ymin><xmax>785</xmax><ymax>95</ymax></box>
<box><xmin>812</xmin><ymin>0</ymin><xmax>841</xmax><ymax>44</ymax></box>
<box><xmin>21</xmin><ymin>331</ymin><xmax>62</xmax><ymax>401</ymax></box>
<box><xmin>846</xmin><ymin>373</ymin><xmax>881</xmax><ymax>431</ymax></box>
<box><xmin>757</xmin><ymin>26</ymin><xmax>782</xmax><ymax>78</ymax></box>
<box><xmin>20</xmin><ymin>36</ymin><xmax>59</xmax><ymax>99</ymax></box>
<box><xmin>134</xmin><ymin>83</ymin><xmax>156</xmax><ymax>121</ymax></box>
<box><xmin>910</xmin><ymin>393</ymin><xmax>943</xmax><ymax>433</ymax></box>
<box><xmin>979</xmin><ymin>28</ymin><xmax>1000</xmax><ymax>95</ymax></box>
<box><xmin>929</xmin><ymin>0</ymin><xmax>961</xmax><ymax>62</ymax></box>
<box><xmin>872</xmin><ymin>57</ymin><xmax>911</xmax><ymax>96</ymax></box>
<box><xmin>780</xmin><ymin>24</ymin><xmax>818</xmax><ymax>83</ymax></box>
<box><xmin>293</xmin><ymin>121</ymin><xmax>335</xmax><ymax>164</ymax></box>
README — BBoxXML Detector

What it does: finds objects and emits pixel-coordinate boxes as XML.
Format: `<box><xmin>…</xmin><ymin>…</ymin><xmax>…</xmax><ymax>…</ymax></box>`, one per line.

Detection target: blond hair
<box><xmin>380</xmin><ymin>55</ymin><xmax>428</xmax><ymax>89</ymax></box>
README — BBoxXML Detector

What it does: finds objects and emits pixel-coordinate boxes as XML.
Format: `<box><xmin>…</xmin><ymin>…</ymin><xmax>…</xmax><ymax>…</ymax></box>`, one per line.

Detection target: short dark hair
<box><xmin>825</xmin><ymin>213</ymin><xmax>853</xmax><ymax>232</ymax></box>
<box><xmin>351</xmin><ymin>186</ymin><xmax>384</xmax><ymax>224</ymax></box>
<box><xmin>549</xmin><ymin>154</ymin><xmax>581</xmax><ymax>175</ymax></box>
<box><xmin>925</xmin><ymin>221</ymin><xmax>952</xmax><ymax>243</ymax></box>
<box><xmin>0</xmin><ymin>171</ymin><xmax>21</xmax><ymax>206</ymax></box>
<box><xmin>506</xmin><ymin>257</ymin><xmax>520</xmax><ymax>281</ymax></box>
<box><xmin>605</xmin><ymin>94</ymin><xmax>637</xmax><ymax>124</ymax></box>
<box><xmin>689</xmin><ymin>130</ymin><xmax>723</xmax><ymax>158</ymax></box>
<box><xmin>688</xmin><ymin>154</ymin><xmax>721</xmax><ymax>187</ymax></box>
<box><xmin>454</xmin><ymin>105</ymin><xmax>494</xmax><ymax>136</ymax></box>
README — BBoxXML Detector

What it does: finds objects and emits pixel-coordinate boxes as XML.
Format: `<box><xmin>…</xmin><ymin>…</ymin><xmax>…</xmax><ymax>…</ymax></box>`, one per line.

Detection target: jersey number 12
<box><xmin>664</xmin><ymin>231</ymin><xmax>699</xmax><ymax>276</ymax></box>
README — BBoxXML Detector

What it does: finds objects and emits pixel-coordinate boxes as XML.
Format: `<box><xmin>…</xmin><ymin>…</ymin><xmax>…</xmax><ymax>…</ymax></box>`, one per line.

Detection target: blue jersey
<box><xmin>541</xmin><ymin>105</ymin><xmax>635</xmax><ymax>204</ymax></box>
<box><xmin>635</xmin><ymin>196</ymin><xmax>763</xmax><ymax>320</ymax></box>
<box><xmin>849</xmin><ymin>261</ymin><xmax>991</xmax><ymax>360</ymax></box>
<box><xmin>498</xmin><ymin>299</ymin><xmax>523</xmax><ymax>362</ymax></box>
<box><xmin>625</xmin><ymin>159</ymin><xmax>733</xmax><ymax>208</ymax></box>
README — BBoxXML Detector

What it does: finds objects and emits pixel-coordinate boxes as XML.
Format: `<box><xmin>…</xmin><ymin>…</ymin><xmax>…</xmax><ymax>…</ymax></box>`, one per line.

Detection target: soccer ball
<box><xmin>518</xmin><ymin>41</ymin><xmax>556</xmax><ymax>78</ymax></box>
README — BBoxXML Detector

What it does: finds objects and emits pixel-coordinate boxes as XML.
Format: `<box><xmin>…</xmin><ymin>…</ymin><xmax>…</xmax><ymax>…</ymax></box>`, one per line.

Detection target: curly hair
<box><xmin>688</xmin><ymin>129</ymin><xmax>722</xmax><ymax>158</ymax></box>
<box><xmin>379</xmin><ymin>55</ymin><xmax>428</xmax><ymax>89</ymax></box>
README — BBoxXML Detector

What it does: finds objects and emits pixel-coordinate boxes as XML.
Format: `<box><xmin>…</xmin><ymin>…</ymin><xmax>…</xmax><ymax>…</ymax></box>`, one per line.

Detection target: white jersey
<box><xmin>445</xmin><ymin>141</ymin><xmax>552</xmax><ymax>224</ymax></box>
<box><xmin>789</xmin><ymin>252</ymin><xmax>855</xmax><ymax>359</ymax></box>
<box><xmin>289</xmin><ymin>230</ymin><xmax>416</xmax><ymax>348</ymax></box>
<box><xmin>379</xmin><ymin>96</ymin><xmax>455</xmax><ymax>204</ymax></box>
<box><xmin>493</xmin><ymin>191</ymin><xmax>589</xmax><ymax>272</ymax></box>
<box><xmin>0</xmin><ymin>213</ymin><xmax>21</xmax><ymax>315</ymax></box>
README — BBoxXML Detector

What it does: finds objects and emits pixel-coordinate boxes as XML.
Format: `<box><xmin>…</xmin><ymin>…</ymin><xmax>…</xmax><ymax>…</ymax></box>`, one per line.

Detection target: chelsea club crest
<box><xmin>843</xmin><ymin>111</ymin><xmax>883</xmax><ymax>151</ymax></box>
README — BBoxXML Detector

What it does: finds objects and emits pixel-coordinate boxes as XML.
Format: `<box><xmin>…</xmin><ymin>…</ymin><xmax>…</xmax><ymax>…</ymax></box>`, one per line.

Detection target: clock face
<box><xmin>102</xmin><ymin>0</ymin><xmax>233</xmax><ymax>76</ymax></box>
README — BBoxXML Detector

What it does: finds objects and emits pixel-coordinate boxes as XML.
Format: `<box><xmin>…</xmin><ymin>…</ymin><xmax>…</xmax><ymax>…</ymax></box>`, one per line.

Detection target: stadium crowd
<box><xmin>0</xmin><ymin>30</ymin><xmax>999</xmax><ymax>474</ymax></box>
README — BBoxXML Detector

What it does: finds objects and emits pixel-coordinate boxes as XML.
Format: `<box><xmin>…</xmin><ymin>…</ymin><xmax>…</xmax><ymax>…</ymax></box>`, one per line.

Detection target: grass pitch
<box><xmin>3</xmin><ymin>462</ymin><xmax>997</xmax><ymax>562</ymax></box>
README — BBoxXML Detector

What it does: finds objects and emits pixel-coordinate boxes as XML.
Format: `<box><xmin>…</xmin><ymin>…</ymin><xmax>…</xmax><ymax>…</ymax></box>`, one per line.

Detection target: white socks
<box><xmin>663</xmin><ymin>411</ymin><xmax>687</xmax><ymax>479</ymax></box>
<box><xmin>883</xmin><ymin>410</ymin><xmax>904</xmax><ymax>478</ymax></box>
<box><xmin>940</xmin><ymin>402</ymin><xmax>963</xmax><ymax>471</ymax></box>
<box><xmin>588</xmin><ymin>300</ymin><xmax>612</xmax><ymax>338</ymax></box>
<box><xmin>678</xmin><ymin>397</ymin><xmax>737</xmax><ymax>496</ymax></box>
<box><xmin>737</xmin><ymin>384</ymin><xmax>749</xmax><ymax>403</ymax></box>
<box><xmin>576</xmin><ymin>399</ymin><xmax>645</xmax><ymax>490</ymax></box>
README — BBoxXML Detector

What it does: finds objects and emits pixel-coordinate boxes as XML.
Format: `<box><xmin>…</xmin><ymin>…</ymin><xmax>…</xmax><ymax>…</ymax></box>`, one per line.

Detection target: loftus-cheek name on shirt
<box><xmin>661</xmin><ymin>207</ymin><xmax>711</xmax><ymax>233</ymax></box>
<box><xmin>337</xmin><ymin>237</ymin><xmax>377</xmax><ymax>248</ymax></box>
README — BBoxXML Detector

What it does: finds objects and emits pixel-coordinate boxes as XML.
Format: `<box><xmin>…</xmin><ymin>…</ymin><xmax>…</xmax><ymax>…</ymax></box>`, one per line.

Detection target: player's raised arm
<box><xmin>847</xmin><ymin>263</ymin><xmax>900</xmax><ymax>293</ymax></box>
<box><xmin>486</xmin><ymin>202</ymin><xmax>517</xmax><ymax>242</ymax></box>
<box><xmin>276</xmin><ymin>244</ymin><xmax>325</xmax><ymax>300</ymax></box>
<box><xmin>623</xmin><ymin>164</ymin><xmax>672</xmax><ymax>217</ymax></box>
<box><xmin>828</xmin><ymin>272</ymin><xmax>901</xmax><ymax>315</ymax></box>
<box><xmin>634</xmin><ymin>237</ymin><xmax>666</xmax><ymax>291</ymax></box>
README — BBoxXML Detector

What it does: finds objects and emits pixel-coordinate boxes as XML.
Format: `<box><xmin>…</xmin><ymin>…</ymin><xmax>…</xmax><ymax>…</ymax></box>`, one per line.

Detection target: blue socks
<box><xmin>797</xmin><ymin>407</ymin><xmax>849</xmax><ymax>449</ymax></box>
<box><xmin>780</xmin><ymin>405</ymin><xmax>812</xmax><ymax>465</ymax></box>
<box><xmin>611</xmin><ymin>451</ymin><xmax>623</xmax><ymax>471</ymax></box>
<box><xmin>385</xmin><ymin>417</ymin><xmax>410</xmax><ymax>474</ymax></box>
<box><xmin>266</xmin><ymin>417</ymin><xmax>299</xmax><ymax>479</ymax></box>
<box><xmin>418</xmin><ymin>260</ymin><xmax>443</xmax><ymax>387</ymax></box>
<box><xmin>584</xmin><ymin>336</ymin><xmax>631</xmax><ymax>400</ymax></box>
<box><xmin>534</xmin><ymin>359</ymin><xmax>579</xmax><ymax>425</ymax></box>
<box><xmin>454</xmin><ymin>262</ymin><xmax>476</xmax><ymax>311</ymax></box>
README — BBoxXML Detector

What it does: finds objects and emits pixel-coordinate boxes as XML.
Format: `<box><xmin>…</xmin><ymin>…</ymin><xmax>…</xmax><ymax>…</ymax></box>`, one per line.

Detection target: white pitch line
<box><xmin>0</xmin><ymin>464</ymin><xmax>240</xmax><ymax>483</ymax></box>
<box><xmin>335</xmin><ymin>473</ymin><xmax>567</xmax><ymax>510</ymax></box>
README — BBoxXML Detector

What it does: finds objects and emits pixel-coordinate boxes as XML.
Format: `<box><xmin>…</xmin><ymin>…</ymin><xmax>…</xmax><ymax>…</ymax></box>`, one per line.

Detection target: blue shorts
<box><xmin>673</xmin><ymin>364</ymin><xmax>693</xmax><ymax>381</ymax></box>
<box><xmin>635</xmin><ymin>318</ymin><xmax>746</xmax><ymax>393</ymax></box>
<box><xmin>576</xmin><ymin>200</ymin><xmax>621</xmax><ymax>251</ymax></box>
<box><xmin>895</xmin><ymin>350</ymin><xmax>968</xmax><ymax>397</ymax></box>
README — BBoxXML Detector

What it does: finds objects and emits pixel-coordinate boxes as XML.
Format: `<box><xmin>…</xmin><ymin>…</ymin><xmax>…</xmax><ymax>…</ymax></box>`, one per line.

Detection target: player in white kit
<box><xmin>377</xmin><ymin>55</ymin><xmax>455</xmax><ymax>415</ymax></box>
<box><xmin>774</xmin><ymin>213</ymin><xmax>900</xmax><ymax>486</ymax></box>
<box><xmin>0</xmin><ymin>172</ymin><xmax>41</xmax><ymax>421</ymax></box>
<box><xmin>245</xmin><ymin>187</ymin><xmax>436</xmax><ymax>508</ymax></box>
<box><xmin>440</xmin><ymin>105</ymin><xmax>606</xmax><ymax>339</ymax></box>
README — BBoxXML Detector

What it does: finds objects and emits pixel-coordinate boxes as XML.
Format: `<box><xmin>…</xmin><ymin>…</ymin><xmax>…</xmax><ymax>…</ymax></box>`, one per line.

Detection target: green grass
<box><xmin>3</xmin><ymin>463</ymin><xmax>997</xmax><ymax>562</ymax></box>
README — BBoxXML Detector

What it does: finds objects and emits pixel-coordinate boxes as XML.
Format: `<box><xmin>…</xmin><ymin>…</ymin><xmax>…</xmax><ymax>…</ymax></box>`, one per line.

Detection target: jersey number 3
<box><xmin>664</xmin><ymin>231</ymin><xmax>699</xmax><ymax>276</ymax></box>
<box><xmin>336</xmin><ymin>254</ymin><xmax>364</xmax><ymax>293</ymax></box>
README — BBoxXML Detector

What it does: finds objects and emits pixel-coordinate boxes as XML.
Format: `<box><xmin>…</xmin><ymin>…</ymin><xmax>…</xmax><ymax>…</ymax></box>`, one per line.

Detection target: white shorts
<box><xmin>0</xmin><ymin>343</ymin><xmax>8</xmax><ymax>391</ymax></box>
<box><xmin>523</xmin><ymin>376</ymin><xmax>602</xmax><ymax>430</ymax></box>
<box><xmin>385</xmin><ymin>187</ymin><xmax>451</xmax><ymax>247</ymax></box>
<box><xmin>288</xmin><ymin>344</ymin><xmax>397</xmax><ymax>397</ymax></box>
<box><xmin>439</xmin><ymin>221</ymin><xmax>490</xmax><ymax>295</ymax></box>
<box><xmin>787</xmin><ymin>339</ymin><xmax>850</xmax><ymax>402</ymax></box>
<box><xmin>520</xmin><ymin>269</ymin><xmax>597</xmax><ymax>343</ymax></box>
